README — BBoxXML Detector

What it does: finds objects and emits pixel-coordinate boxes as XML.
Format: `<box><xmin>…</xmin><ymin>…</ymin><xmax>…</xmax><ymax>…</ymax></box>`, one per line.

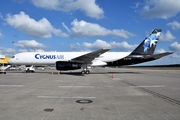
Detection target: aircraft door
<box><xmin>15</xmin><ymin>55</ymin><xmax>19</xmax><ymax>60</ymax></box>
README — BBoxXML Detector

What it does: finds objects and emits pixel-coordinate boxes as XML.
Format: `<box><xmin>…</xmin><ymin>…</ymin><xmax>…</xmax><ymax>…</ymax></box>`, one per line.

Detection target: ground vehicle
<box><xmin>25</xmin><ymin>66</ymin><xmax>35</xmax><ymax>73</ymax></box>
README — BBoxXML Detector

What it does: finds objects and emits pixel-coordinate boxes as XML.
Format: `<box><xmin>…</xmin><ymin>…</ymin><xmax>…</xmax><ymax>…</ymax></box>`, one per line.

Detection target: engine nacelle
<box><xmin>56</xmin><ymin>61</ymin><xmax>81</xmax><ymax>70</ymax></box>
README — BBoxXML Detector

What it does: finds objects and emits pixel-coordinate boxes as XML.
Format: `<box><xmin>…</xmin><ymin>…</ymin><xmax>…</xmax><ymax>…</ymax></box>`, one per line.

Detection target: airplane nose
<box><xmin>8</xmin><ymin>59</ymin><xmax>13</xmax><ymax>64</ymax></box>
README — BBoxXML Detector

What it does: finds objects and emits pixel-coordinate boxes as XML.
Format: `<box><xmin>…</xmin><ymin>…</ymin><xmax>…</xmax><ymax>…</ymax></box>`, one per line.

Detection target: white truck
<box><xmin>25</xmin><ymin>65</ymin><xmax>35</xmax><ymax>73</ymax></box>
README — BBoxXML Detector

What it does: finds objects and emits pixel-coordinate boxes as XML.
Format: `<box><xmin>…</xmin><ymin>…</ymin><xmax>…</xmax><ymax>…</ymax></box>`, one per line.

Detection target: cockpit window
<box><xmin>11</xmin><ymin>56</ymin><xmax>15</xmax><ymax>58</ymax></box>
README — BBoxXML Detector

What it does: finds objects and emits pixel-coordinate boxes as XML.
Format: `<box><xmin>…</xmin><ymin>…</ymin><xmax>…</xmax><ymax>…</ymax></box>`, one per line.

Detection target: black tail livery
<box><xmin>107</xmin><ymin>29</ymin><xmax>173</xmax><ymax>66</ymax></box>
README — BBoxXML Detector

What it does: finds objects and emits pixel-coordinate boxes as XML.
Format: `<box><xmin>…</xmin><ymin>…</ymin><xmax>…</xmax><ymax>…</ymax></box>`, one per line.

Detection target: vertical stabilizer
<box><xmin>131</xmin><ymin>29</ymin><xmax>162</xmax><ymax>55</ymax></box>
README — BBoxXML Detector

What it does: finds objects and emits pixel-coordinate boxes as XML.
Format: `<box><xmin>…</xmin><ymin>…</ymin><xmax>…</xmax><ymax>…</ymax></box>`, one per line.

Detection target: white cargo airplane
<box><xmin>8</xmin><ymin>29</ymin><xmax>173</xmax><ymax>74</ymax></box>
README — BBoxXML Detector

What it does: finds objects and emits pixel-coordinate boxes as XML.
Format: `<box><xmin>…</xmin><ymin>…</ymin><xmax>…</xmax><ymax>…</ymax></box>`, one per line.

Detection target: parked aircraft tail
<box><xmin>130</xmin><ymin>29</ymin><xmax>161</xmax><ymax>55</ymax></box>
<box><xmin>106</xmin><ymin>29</ymin><xmax>173</xmax><ymax>66</ymax></box>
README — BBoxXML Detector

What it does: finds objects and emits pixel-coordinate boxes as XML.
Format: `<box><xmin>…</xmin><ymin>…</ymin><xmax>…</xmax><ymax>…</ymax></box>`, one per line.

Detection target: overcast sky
<box><xmin>0</xmin><ymin>0</ymin><xmax>180</xmax><ymax>65</ymax></box>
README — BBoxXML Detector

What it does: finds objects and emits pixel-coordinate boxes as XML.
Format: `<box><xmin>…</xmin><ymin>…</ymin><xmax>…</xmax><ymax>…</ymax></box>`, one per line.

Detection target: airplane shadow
<box><xmin>107</xmin><ymin>72</ymin><xmax>141</xmax><ymax>74</ymax></box>
<box><xmin>49</xmin><ymin>71</ymin><xmax>142</xmax><ymax>76</ymax></box>
<box><xmin>6</xmin><ymin>70</ymin><xmax>141</xmax><ymax>76</ymax></box>
<box><xmin>45</xmin><ymin>72</ymin><xmax>142</xmax><ymax>76</ymax></box>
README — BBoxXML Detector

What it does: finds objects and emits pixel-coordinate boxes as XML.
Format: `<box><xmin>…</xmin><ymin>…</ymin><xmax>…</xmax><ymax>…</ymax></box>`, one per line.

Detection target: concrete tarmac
<box><xmin>0</xmin><ymin>68</ymin><xmax>180</xmax><ymax>120</ymax></box>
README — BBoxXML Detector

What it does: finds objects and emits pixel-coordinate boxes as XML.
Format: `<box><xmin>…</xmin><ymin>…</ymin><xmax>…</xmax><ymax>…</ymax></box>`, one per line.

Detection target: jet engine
<box><xmin>56</xmin><ymin>61</ymin><xmax>81</xmax><ymax>70</ymax></box>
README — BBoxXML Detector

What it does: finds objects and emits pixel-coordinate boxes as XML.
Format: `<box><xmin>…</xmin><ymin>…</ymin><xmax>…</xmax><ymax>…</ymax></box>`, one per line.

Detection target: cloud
<box><xmin>17</xmin><ymin>49</ymin><xmax>28</xmax><ymax>53</ymax></box>
<box><xmin>68</xmin><ymin>19</ymin><xmax>135</xmax><ymax>39</ymax></box>
<box><xmin>110</xmin><ymin>41</ymin><xmax>137</xmax><ymax>51</ymax></box>
<box><xmin>69</xmin><ymin>42</ymin><xmax>81</xmax><ymax>51</ymax></box>
<box><xmin>62</xmin><ymin>22</ymin><xmax>70</xmax><ymax>32</ymax></box>
<box><xmin>155</xmin><ymin>48</ymin><xmax>166</xmax><ymax>53</ymax></box>
<box><xmin>82</xmin><ymin>39</ymin><xmax>111</xmax><ymax>50</ymax></box>
<box><xmin>69</xmin><ymin>40</ymin><xmax>111</xmax><ymax>51</ymax></box>
<box><xmin>0</xmin><ymin>47</ymin><xmax>16</xmax><ymax>57</ymax></box>
<box><xmin>169</xmin><ymin>42</ymin><xmax>180</xmax><ymax>51</ymax></box>
<box><xmin>169</xmin><ymin>42</ymin><xmax>180</xmax><ymax>59</ymax></box>
<box><xmin>136</xmin><ymin>0</ymin><xmax>180</xmax><ymax>19</ymax></box>
<box><xmin>131</xmin><ymin>2</ymin><xmax>140</xmax><ymax>9</ymax></box>
<box><xmin>160</xmin><ymin>30</ymin><xmax>175</xmax><ymax>42</ymax></box>
<box><xmin>167</xmin><ymin>21</ymin><xmax>180</xmax><ymax>30</ymax></box>
<box><xmin>171</xmin><ymin>53</ymin><xmax>180</xmax><ymax>59</ymax></box>
<box><xmin>168</xmin><ymin>41</ymin><xmax>180</xmax><ymax>62</ymax></box>
<box><xmin>5</xmin><ymin>11</ymin><xmax>68</xmax><ymax>38</ymax></box>
<box><xmin>17</xmin><ymin>49</ymin><xmax>45</xmax><ymax>53</ymax></box>
<box><xmin>4</xmin><ymin>12</ymin><xmax>134</xmax><ymax>39</ymax></box>
<box><xmin>69</xmin><ymin>39</ymin><xmax>137</xmax><ymax>51</ymax></box>
<box><xmin>0</xmin><ymin>45</ymin><xmax>45</xmax><ymax>57</ymax></box>
<box><xmin>14</xmin><ymin>40</ymin><xmax>47</xmax><ymax>50</ymax></box>
<box><xmin>31</xmin><ymin>0</ymin><xmax>104</xmax><ymax>19</ymax></box>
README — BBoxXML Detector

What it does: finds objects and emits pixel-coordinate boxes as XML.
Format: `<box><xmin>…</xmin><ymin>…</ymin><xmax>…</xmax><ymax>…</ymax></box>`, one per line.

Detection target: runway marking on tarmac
<box><xmin>58</xmin><ymin>86</ymin><xmax>94</xmax><ymax>88</ymax></box>
<box><xmin>38</xmin><ymin>96</ymin><xmax>95</xmax><ymax>99</ymax></box>
<box><xmin>130</xmin><ymin>85</ymin><xmax>165</xmax><ymax>88</ymax></box>
<box><xmin>111</xmin><ymin>78</ymin><xmax>123</xmax><ymax>80</ymax></box>
<box><xmin>0</xmin><ymin>85</ymin><xmax>23</xmax><ymax>87</ymax></box>
<box><xmin>61</xmin><ymin>97</ymin><xmax>96</xmax><ymax>99</ymax></box>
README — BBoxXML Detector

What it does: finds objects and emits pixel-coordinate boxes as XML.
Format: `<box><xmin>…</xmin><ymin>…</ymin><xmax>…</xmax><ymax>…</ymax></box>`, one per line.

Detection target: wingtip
<box><xmin>168</xmin><ymin>52</ymin><xmax>174</xmax><ymax>54</ymax></box>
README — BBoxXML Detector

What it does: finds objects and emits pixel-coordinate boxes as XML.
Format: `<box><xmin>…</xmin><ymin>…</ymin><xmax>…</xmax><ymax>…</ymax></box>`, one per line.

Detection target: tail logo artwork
<box><xmin>143</xmin><ymin>30</ymin><xmax>161</xmax><ymax>53</ymax></box>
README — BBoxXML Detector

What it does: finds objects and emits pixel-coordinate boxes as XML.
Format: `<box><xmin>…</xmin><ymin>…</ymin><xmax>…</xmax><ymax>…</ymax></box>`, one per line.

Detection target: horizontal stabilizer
<box><xmin>145</xmin><ymin>52</ymin><xmax>174</xmax><ymax>59</ymax></box>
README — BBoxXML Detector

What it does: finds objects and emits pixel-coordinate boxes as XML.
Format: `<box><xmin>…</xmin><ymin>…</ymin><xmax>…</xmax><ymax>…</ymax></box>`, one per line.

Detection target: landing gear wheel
<box><xmin>86</xmin><ymin>70</ymin><xmax>90</xmax><ymax>74</ymax></box>
<box><xmin>81</xmin><ymin>70</ymin><xmax>90</xmax><ymax>74</ymax></box>
<box><xmin>81</xmin><ymin>70</ymin><xmax>85</xmax><ymax>74</ymax></box>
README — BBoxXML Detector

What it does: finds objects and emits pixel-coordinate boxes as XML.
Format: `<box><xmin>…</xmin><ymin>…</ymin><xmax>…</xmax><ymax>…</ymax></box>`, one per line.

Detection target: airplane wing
<box><xmin>71</xmin><ymin>48</ymin><xmax>110</xmax><ymax>63</ymax></box>
<box><xmin>145</xmin><ymin>52</ymin><xmax>174</xmax><ymax>59</ymax></box>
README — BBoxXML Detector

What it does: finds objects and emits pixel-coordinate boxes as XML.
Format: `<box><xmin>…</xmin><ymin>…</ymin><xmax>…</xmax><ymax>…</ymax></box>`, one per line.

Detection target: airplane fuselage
<box><xmin>9</xmin><ymin>51</ymin><xmax>131</xmax><ymax>66</ymax></box>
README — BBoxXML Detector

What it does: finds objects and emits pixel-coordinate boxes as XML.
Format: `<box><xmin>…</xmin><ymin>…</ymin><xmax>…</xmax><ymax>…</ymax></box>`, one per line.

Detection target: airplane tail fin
<box><xmin>130</xmin><ymin>29</ymin><xmax>162</xmax><ymax>55</ymax></box>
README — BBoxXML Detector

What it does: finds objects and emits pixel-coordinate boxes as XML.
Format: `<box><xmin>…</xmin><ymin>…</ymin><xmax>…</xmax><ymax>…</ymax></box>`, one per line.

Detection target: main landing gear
<box><xmin>81</xmin><ymin>69</ymin><xmax>90</xmax><ymax>74</ymax></box>
<box><xmin>81</xmin><ymin>64</ymin><xmax>91</xmax><ymax>74</ymax></box>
